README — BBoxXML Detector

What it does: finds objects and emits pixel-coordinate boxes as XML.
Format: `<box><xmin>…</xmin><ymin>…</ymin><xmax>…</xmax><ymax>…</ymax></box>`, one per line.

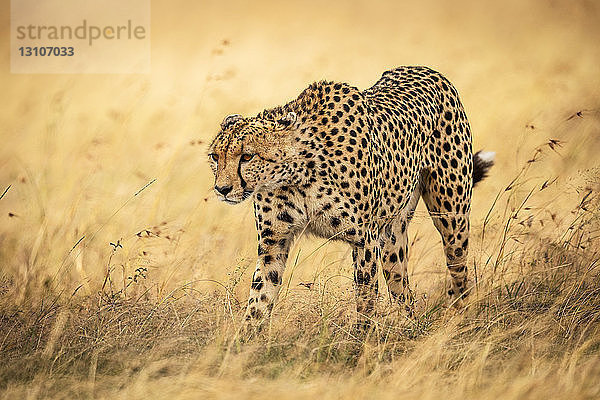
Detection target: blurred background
<box><xmin>1</xmin><ymin>0</ymin><xmax>599</xmax><ymax>300</ymax></box>
<box><xmin>1</xmin><ymin>1</ymin><xmax>600</xmax><ymax>398</ymax></box>
<box><xmin>0</xmin><ymin>0</ymin><xmax>599</xmax><ymax>301</ymax></box>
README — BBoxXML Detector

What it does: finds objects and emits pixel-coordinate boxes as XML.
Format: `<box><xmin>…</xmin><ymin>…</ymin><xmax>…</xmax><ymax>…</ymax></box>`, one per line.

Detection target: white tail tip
<box><xmin>477</xmin><ymin>151</ymin><xmax>496</xmax><ymax>163</ymax></box>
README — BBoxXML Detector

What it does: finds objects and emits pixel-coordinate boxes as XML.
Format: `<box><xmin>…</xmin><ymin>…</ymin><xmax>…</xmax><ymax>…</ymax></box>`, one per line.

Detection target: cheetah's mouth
<box><xmin>219</xmin><ymin>190</ymin><xmax>253</xmax><ymax>205</ymax></box>
<box><xmin>223</xmin><ymin>198</ymin><xmax>242</xmax><ymax>205</ymax></box>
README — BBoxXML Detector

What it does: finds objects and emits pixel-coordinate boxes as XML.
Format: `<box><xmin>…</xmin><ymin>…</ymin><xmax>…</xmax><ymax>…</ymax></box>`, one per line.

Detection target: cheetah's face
<box><xmin>208</xmin><ymin>113</ymin><xmax>298</xmax><ymax>204</ymax></box>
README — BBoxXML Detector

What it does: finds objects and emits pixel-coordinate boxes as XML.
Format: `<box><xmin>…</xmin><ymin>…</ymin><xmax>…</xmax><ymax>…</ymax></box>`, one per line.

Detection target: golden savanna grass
<box><xmin>1</xmin><ymin>0</ymin><xmax>600</xmax><ymax>398</ymax></box>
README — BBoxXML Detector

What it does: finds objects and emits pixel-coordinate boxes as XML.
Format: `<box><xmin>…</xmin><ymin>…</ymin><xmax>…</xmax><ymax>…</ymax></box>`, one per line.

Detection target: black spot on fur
<box><xmin>251</xmin><ymin>276</ymin><xmax>263</xmax><ymax>291</ymax></box>
<box><xmin>267</xmin><ymin>270</ymin><xmax>280</xmax><ymax>285</ymax></box>
<box><xmin>277</xmin><ymin>211</ymin><xmax>294</xmax><ymax>223</ymax></box>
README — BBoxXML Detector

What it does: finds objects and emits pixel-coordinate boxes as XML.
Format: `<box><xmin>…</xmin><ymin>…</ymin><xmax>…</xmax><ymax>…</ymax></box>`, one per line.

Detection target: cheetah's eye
<box><xmin>209</xmin><ymin>153</ymin><xmax>219</xmax><ymax>162</ymax></box>
<box><xmin>240</xmin><ymin>153</ymin><xmax>255</xmax><ymax>162</ymax></box>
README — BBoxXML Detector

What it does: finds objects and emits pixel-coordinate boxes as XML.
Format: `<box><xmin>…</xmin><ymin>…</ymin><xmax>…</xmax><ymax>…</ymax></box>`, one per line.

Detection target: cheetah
<box><xmin>208</xmin><ymin>66</ymin><xmax>494</xmax><ymax>326</ymax></box>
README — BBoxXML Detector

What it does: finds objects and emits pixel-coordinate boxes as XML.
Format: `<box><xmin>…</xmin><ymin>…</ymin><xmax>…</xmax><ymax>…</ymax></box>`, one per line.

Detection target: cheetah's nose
<box><xmin>214</xmin><ymin>185</ymin><xmax>233</xmax><ymax>196</ymax></box>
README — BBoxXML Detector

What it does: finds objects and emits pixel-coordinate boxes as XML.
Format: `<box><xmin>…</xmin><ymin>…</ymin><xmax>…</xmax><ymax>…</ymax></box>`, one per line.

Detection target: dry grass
<box><xmin>1</xmin><ymin>0</ymin><xmax>600</xmax><ymax>398</ymax></box>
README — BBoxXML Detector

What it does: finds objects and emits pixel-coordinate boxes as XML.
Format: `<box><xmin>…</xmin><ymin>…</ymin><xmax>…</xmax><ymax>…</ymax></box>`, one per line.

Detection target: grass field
<box><xmin>1</xmin><ymin>0</ymin><xmax>600</xmax><ymax>398</ymax></box>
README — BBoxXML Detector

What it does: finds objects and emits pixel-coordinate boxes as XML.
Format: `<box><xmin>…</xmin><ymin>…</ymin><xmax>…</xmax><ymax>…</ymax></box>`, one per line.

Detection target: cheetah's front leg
<box><xmin>381</xmin><ymin>217</ymin><xmax>414</xmax><ymax>315</ymax></box>
<box><xmin>352</xmin><ymin>230</ymin><xmax>380</xmax><ymax>330</ymax></box>
<box><xmin>245</xmin><ymin>257</ymin><xmax>284</xmax><ymax>324</ymax></box>
<box><xmin>244</xmin><ymin>198</ymin><xmax>299</xmax><ymax>328</ymax></box>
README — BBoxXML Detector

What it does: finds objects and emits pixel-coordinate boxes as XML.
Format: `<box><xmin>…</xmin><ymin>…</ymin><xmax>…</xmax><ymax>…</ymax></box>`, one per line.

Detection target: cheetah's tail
<box><xmin>473</xmin><ymin>150</ymin><xmax>495</xmax><ymax>186</ymax></box>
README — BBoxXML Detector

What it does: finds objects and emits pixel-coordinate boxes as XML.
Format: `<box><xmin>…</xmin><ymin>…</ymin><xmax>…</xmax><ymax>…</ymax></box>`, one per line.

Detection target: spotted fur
<box><xmin>208</xmin><ymin>66</ymin><xmax>494</xmax><ymax>325</ymax></box>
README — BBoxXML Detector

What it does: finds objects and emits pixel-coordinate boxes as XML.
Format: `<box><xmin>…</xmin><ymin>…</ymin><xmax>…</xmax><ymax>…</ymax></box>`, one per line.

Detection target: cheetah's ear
<box><xmin>276</xmin><ymin>112</ymin><xmax>297</xmax><ymax>130</ymax></box>
<box><xmin>221</xmin><ymin>114</ymin><xmax>243</xmax><ymax>130</ymax></box>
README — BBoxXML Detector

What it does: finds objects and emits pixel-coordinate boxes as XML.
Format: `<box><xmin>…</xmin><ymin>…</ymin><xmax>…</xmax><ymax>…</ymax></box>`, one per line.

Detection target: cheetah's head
<box><xmin>208</xmin><ymin>112</ymin><xmax>298</xmax><ymax>204</ymax></box>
